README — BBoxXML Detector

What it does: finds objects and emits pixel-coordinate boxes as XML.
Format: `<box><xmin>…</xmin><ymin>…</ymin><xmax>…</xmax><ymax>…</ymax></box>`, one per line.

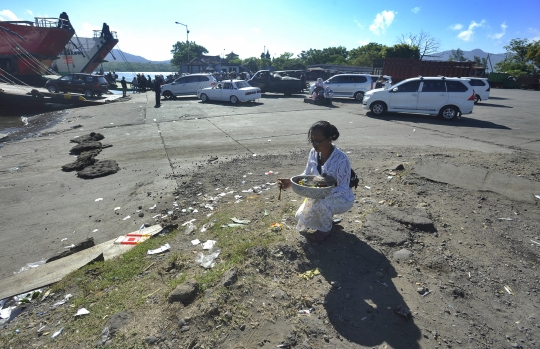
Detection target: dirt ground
<box><xmin>2</xmin><ymin>145</ymin><xmax>540</xmax><ymax>349</ymax></box>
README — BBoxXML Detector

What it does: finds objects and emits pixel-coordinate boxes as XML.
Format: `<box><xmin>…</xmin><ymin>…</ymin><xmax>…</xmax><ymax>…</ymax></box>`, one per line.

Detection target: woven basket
<box><xmin>290</xmin><ymin>175</ymin><xmax>334</xmax><ymax>200</ymax></box>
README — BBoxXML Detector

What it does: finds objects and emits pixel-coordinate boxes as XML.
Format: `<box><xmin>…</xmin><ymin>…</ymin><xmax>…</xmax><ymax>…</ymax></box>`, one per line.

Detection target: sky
<box><xmin>2</xmin><ymin>0</ymin><xmax>540</xmax><ymax>61</ymax></box>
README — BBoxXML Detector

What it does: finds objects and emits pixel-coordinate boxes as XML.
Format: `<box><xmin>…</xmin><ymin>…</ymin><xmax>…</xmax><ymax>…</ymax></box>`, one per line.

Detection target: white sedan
<box><xmin>197</xmin><ymin>80</ymin><xmax>261</xmax><ymax>104</ymax></box>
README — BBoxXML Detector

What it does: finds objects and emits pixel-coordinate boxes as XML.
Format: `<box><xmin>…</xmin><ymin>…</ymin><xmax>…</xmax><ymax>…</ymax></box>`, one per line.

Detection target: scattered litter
<box><xmin>15</xmin><ymin>260</ymin><xmax>45</xmax><ymax>274</ymax></box>
<box><xmin>122</xmin><ymin>215</ymin><xmax>131</xmax><ymax>221</ymax></box>
<box><xmin>182</xmin><ymin>219</ymin><xmax>196</xmax><ymax>226</ymax></box>
<box><xmin>53</xmin><ymin>294</ymin><xmax>72</xmax><ymax>307</ymax></box>
<box><xmin>92</xmin><ymin>229</ymin><xmax>98</xmax><ymax>233</ymax></box>
<box><xmin>387</xmin><ymin>176</ymin><xmax>393</xmax><ymax>180</ymax></box>
<box><xmin>202</xmin><ymin>240</ymin><xmax>217</xmax><ymax>250</ymax></box>
<box><xmin>200</xmin><ymin>222</ymin><xmax>214</xmax><ymax>233</ymax></box>
<box><xmin>375</xmin><ymin>280</ymin><xmax>388</xmax><ymax>287</ymax></box>
<box><xmin>195</xmin><ymin>249</ymin><xmax>221</xmax><ymax>268</ymax></box>
<box><xmin>147</xmin><ymin>243</ymin><xmax>170</xmax><ymax>255</ymax></box>
<box><xmin>149</xmin><ymin>204</ymin><xmax>156</xmax><ymax>209</ymax></box>
<box><xmin>152</xmin><ymin>214</ymin><xmax>160</xmax><ymax>219</ymax></box>
<box><xmin>270</xmin><ymin>223</ymin><xmax>283</xmax><ymax>232</ymax></box>
<box><xmin>498</xmin><ymin>217</ymin><xmax>513</xmax><ymax>221</ymax></box>
<box><xmin>361</xmin><ymin>317</ymin><xmax>367</xmax><ymax>321</ymax></box>
<box><xmin>95</xmin><ymin>198</ymin><xmax>103</xmax><ymax>202</ymax></box>
<box><xmin>221</xmin><ymin>223</ymin><xmax>245</xmax><ymax>228</ymax></box>
<box><xmin>168</xmin><ymin>211</ymin><xmax>173</xmax><ymax>215</ymax></box>
<box><xmin>265</xmin><ymin>171</ymin><xmax>274</xmax><ymax>175</ymax></box>
<box><xmin>264</xmin><ymin>210</ymin><xmax>269</xmax><ymax>216</ymax></box>
<box><xmin>75</xmin><ymin>308</ymin><xmax>90</xmax><ymax>317</ymax></box>
<box><xmin>61</xmin><ymin>238</ymin><xmax>67</xmax><ymax>242</ymax></box>
<box><xmin>531</xmin><ymin>240</ymin><xmax>540</xmax><ymax>246</ymax></box>
<box><xmin>535</xmin><ymin>194</ymin><xmax>540</xmax><ymax>200</ymax></box>
<box><xmin>139</xmin><ymin>224</ymin><xmax>145</xmax><ymax>230</ymax></box>
<box><xmin>191</xmin><ymin>239</ymin><xmax>201</xmax><ymax>246</ymax></box>
<box><xmin>421</xmin><ymin>290</ymin><xmax>432</xmax><ymax>297</ymax></box>
<box><xmin>234</xmin><ymin>195</ymin><xmax>242</xmax><ymax>200</ymax></box>
<box><xmin>365</xmin><ymin>186</ymin><xmax>371</xmax><ymax>190</ymax></box>
<box><xmin>51</xmin><ymin>327</ymin><xmax>63</xmax><ymax>339</ymax></box>
<box><xmin>231</xmin><ymin>217</ymin><xmax>250</xmax><ymax>224</ymax></box>
<box><xmin>298</xmin><ymin>268</ymin><xmax>320</xmax><ymax>280</ymax></box>
<box><xmin>114</xmin><ymin>207</ymin><xmax>121</xmax><ymax>211</ymax></box>
<box><xmin>298</xmin><ymin>308</ymin><xmax>314</xmax><ymax>315</ymax></box>
<box><xmin>504</xmin><ymin>285</ymin><xmax>515</xmax><ymax>295</ymax></box>
<box><xmin>64</xmin><ymin>244</ymin><xmax>75</xmax><ymax>249</ymax></box>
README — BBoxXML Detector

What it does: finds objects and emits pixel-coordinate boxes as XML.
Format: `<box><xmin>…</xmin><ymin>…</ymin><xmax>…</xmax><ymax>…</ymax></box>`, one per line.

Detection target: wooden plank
<box><xmin>0</xmin><ymin>225</ymin><xmax>162</xmax><ymax>300</ymax></box>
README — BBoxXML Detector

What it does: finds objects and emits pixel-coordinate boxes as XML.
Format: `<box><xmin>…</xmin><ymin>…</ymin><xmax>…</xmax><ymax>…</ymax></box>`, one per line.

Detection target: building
<box><xmin>178</xmin><ymin>54</ymin><xmax>243</xmax><ymax>74</ymax></box>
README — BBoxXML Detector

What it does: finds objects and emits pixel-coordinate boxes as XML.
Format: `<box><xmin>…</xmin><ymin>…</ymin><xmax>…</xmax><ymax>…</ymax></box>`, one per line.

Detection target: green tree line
<box><xmin>100</xmin><ymin>61</ymin><xmax>176</xmax><ymax>72</ymax></box>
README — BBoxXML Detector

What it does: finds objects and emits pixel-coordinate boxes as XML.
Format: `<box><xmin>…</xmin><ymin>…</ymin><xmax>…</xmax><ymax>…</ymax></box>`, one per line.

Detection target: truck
<box><xmin>248</xmin><ymin>70</ymin><xmax>304</xmax><ymax>95</ymax></box>
<box><xmin>487</xmin><ymin>73</ymin><xmax>519</xmax><ymax>89</ymax></box>
<box><xmin>381</xmin><ymin>58</ymin><xmax>475</xmax><ymax>84</ymax></box>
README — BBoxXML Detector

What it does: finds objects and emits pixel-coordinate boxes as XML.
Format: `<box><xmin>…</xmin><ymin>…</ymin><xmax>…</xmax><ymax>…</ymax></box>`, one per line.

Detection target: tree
<box><xmin>348</xmin><ymin>42</ymin><xmax>387</xmax><ymax>66</ymax></box>
<box><xmin>170</xmin><ymin>41</ymin><xmax>208</xmax><ymax>67</ymax></box>
<box><xmin>298</xmin><ymin>46</ymin><xmax>348</xmax><ymax>65</ymax></box>
<box><xmin>397</xmin><ymin>30</ymin><xmax>441</xmax><ymax>59</ymax></box>
<box><xmin>495</xmin><ymin>38</ymin><xmax>537</xmax><ymax>75</ymax></box>
<box><xmin>504</xmin><ymin>38</ymin><xmax>530</xmax><ymax>64</ymax></box>
<box><xmin>449</xmin><ymin>48</ymin><xmax>466</xmax><ymax>61</ymax></box>
<box><xmin>473</xmin><ymin>55</ymin><xmax>488</xmax><ymax>67</ymax></box>
<box><xmin>382</xmin><ymin>43</ymin><xmax>420</xmax><ymax>59</ymax></box>
<box><xmin>526</xmin><ymin>40</ymin><xmax>540</xmax><ymax>68</ymax></box>
<box><xmin>242</xmin><ymin>57</ymin><xmax>260</xmax><ymax>72</ymax></box>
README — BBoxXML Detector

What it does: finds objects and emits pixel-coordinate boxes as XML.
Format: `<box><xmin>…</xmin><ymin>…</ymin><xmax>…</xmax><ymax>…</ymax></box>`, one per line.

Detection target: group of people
<box><xmin>211</xmin><ymin>71</ymin><xmax>251</xmax><ymax>81</ymax></box>
<box><xmin>118</xmin><ymin>73</ymin><xmax>166</xmax><ymax>98</ymax></box>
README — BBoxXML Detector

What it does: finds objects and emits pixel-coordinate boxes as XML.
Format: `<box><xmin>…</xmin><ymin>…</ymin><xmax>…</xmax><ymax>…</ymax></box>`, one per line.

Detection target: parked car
<box><xmin>197</xmin><ymin>80</ymin><xmax>261</xmax><ymax>104</ymax></box>
<box><xmin>362</xmin><ymin>77</ymin><xmax>475</xmax><ymax>120</ymax></box>
<box><xmin>309</xmin><ymin>74</ymin><xmax>373</xmax><ymax>101</ymax></box>
<box><xmin>161</xmin><ymin>73</ymin><xmax>217</xmax><ymax>99</ymax></box>
<box><xmin>248</xmin><ymin>70</ymin><xmax>303</xmax><ymax>95</ymax></box>
<box><xmin>465</xmin><ymin>77</ymin><xmax>490</xmax><ymax>104</ymax></box>
<box><xmin>370</xmin><ymin>75</ymin><xmax>393</xmax><ymax>89</ymax></box>
<box><xmin>45</xmin><ymin>73</ymin><xmax>108</xmax><ymax>98</ymax></box>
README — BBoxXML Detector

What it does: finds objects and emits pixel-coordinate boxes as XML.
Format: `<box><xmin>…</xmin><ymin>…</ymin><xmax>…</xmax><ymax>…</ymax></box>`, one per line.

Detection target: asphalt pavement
<box><xmin>0</xmin><ymin>88</ymin><xmax>538</xmax><ymax>280</ymax></box>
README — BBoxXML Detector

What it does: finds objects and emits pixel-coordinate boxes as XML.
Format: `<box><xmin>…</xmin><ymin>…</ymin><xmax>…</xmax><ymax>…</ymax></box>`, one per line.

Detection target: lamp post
<box><xmin>175</xmin><ymin>22</ymin><xmax>189</xmax><ymax>73</ymax></box>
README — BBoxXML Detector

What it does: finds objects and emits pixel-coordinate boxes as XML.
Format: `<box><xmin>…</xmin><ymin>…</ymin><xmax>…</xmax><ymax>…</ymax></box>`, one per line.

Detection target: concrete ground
<box><xmin>0</xmin><ymin>88</ymin><xmax>539</xmax><ymax>280</ymax></box>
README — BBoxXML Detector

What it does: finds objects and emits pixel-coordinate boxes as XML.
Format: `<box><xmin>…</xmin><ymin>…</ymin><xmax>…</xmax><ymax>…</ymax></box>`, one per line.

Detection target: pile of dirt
<box><xmin>61</xmin><ymin>132</ymin><xmax>119</xmax><ymax>178</ymax></box>
<box><xmin>2</xmin><ymin>147</ymin><xmax>540</xmax><ymax>348</ymax></box>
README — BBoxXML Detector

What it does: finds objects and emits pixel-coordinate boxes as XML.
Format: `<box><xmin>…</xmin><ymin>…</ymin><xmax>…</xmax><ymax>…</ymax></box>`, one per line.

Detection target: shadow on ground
<box><xmin>364</xmin><ymin>112</ymin><xmax>511</xmax><ymax>129</ymax></box>
<box><xmin>301</xmin><ymin>228</ymin><xmax>421</xmax><ymax>348</ymax></box>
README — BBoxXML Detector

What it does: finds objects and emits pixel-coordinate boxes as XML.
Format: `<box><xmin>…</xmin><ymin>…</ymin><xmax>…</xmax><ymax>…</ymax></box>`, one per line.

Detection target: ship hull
<box><xmin>0</xmin><ymin>21</ymin><xmax>74</xmax><ymax>76</ymax></box>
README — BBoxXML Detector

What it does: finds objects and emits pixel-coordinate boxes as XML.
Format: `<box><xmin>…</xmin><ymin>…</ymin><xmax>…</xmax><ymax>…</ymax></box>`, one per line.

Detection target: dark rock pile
<box><xmin>61</xmin><ymin>132</ymin><xmax>119</xmax><ymax>178</ymax></box>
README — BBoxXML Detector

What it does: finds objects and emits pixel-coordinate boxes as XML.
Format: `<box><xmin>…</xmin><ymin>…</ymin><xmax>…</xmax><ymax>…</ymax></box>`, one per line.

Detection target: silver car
<box><xmin>161</xmin><ymin>73</ymin><xmax>217</xmax><ymax>99</ymax></box>
<box><xmin>310</xmin><ymin>74</ymin><xmax>373</xmax><ymax>101</ymax></box>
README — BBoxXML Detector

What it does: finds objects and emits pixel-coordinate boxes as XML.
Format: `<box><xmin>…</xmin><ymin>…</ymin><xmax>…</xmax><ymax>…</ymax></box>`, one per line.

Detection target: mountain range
<box><xmin>106</xmin><ymin>48</ymin><xmax>507</xmax><ymax>69</ymax></box>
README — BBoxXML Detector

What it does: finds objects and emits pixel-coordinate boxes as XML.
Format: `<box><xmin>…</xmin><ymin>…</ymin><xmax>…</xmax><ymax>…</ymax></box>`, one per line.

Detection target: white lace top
<box><xmin>301</xmin><ymin>145</ymin><xmax>355</xmax><ymax>201</ymax></box>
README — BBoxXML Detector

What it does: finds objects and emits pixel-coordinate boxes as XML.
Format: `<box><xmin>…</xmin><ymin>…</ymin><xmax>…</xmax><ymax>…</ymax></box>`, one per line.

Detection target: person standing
<box><xmin>132</xmin><ymin>76</ymin><xmax>138</xmax><ymax>93</ymax></box>
<box><xmin>300</xmin><ymin>72</ymin><xmax>307</xmax><ymax>91</ymax></box>
<box><xmin>120</xmin><ymin>76</ymin><xmax>127</xmax><ymax>97</ymax></box>
<box><xmin>154</xmin><ymin>75</ymin><xmax>161</xmax><ymax>108</ymax></box>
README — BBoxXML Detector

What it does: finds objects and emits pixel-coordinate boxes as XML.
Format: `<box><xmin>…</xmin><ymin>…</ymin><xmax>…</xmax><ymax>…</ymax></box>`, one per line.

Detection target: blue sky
<box><xmin>2</xmin><ymin>0</ymin><xmax>539</xmax><ymax>61</ymax></box>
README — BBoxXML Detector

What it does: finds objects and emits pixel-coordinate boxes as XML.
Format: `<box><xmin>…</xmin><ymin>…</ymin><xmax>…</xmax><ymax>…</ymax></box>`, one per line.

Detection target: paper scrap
<box><xmin>365</xmin><ymin>186</ymin><xmax>371</xmax><ymax>190</ymax></box>
<box><xmin>95</xmin><ymin>198</ymin><xmax>103</xmax><ymax>202</ymax></box>
<box><xmin>231</xmin><ymin>217</ymin><xmax>250</xmax><ymax>224</ymax></box>
<box><xmin>202</xmin><ymin>240</ymin><xmax>217</xmax><ymax>250</ymax></box>
<box><xmin>147</xmin><ymin>243</ymin><xmax>170</xmax><ymax>255</ymax></box>
<box><xmin>75</xmin><ymin>308</ymin><xmax>90</xmax><ymax>316</ymax></box>
<box><xmin>182</xmin><ymin>219</ymin><xmax>196</xmax><ymax>226</ymax></box>
<box><xmin>191</xmin><ymin>239</ymin><xmax>201</xmax><ymax>246</ymax></box>
<box><xmin>299</xmin><ymin>268</ymin><xmax>321</xmax><ymax>280</ymax></box>
<box><xmin>51</xmin><ymin>327</ymin><xmax>63</xmax><ymax>338</ymax></box>
<box><xmin>149</xmin><ymin>204</ymin><xmax>156</xmax><ymax>209</ymax></box>
<box><xmin>114</xmin><ymin>207</ymin><xmax>121</xmax><ymax>211</ymax></box>
<box><xmin>123</xmin><ymin>216</ymin><xmax>131</xmax><ymax>221</ymax></box>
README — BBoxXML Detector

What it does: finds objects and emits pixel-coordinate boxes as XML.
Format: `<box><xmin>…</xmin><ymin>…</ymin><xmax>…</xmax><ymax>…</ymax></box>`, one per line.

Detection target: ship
<box><xmin>51</xmin><ymin>25</ymin><xmax>119</xmax><ymax>76</ymax></box>
<box><xmin>0</xmin><ymin>12</ymin><xmax>75</xmax><ymax>77</ymax></box>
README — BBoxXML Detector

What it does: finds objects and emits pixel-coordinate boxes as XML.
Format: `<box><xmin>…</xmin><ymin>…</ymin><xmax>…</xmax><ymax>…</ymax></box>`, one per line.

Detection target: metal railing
<box><xmin>93</xmin><ymin>30</ymin><xmax>118</xmax><ymax>39</ymax></box>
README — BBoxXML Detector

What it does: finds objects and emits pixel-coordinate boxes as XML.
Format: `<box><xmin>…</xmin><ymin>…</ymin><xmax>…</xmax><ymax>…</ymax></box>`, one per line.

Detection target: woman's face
<box><xmin>310</xmin><ymin>129</ymin><xmax>331</xmax><ymax>152</ymax></box>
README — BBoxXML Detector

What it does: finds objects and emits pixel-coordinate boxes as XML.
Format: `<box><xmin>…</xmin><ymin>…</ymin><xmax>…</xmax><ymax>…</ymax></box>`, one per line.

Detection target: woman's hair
<box><xmin>308</xmin><ymin>121</ymin><xmax>340</xmax><ymax>142</ymax></box>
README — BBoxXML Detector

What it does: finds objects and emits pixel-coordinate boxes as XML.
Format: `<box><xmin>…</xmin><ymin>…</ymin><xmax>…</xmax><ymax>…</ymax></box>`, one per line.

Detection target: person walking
<box><xmin>153</xmin><ymin>75</ymin><xmax>162</xmax><ymax>108</ymax></box>
<box><xmin>120</xmin><ymin>76</ymin><xmax>127</xmax><ymax>97</ymax></box>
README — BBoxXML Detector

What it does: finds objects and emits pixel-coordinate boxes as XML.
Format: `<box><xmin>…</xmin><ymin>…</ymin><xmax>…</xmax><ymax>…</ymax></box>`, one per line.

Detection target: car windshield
<box><xmin>97</xmin><ymin>77</ymin><xmax>107</xmax><ymax>84</ymax></box>
<box><xmin>235</xmin><ymin>81</ymin><xmax>251</xmax><ymax>88</ymax></box>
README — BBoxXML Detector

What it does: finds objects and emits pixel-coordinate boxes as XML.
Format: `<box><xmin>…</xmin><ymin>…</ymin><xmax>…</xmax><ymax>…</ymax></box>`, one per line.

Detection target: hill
<box><xmin>104</xmin><ymin>49</ymin><xmax>171</xmax><ymax>64</ymax></box>
<box><xmin>425</xmin><ymin>48</ymin><xmax>507</xmax><ymax>70</ymax></box>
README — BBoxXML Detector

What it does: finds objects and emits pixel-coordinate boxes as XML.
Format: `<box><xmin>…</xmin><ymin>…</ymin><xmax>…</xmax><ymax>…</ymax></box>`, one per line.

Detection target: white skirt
<box><xmin>295</xmin><ymin>195</ymin><xmax>354</xmax><ymax>232</ymax></box>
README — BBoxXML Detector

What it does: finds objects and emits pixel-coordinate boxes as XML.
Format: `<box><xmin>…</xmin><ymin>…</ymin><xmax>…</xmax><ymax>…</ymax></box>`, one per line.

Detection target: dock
<box><xmin>0</xmin><ymin>82</ymin><xmax>123</xmax><ymax>106</ymax></box>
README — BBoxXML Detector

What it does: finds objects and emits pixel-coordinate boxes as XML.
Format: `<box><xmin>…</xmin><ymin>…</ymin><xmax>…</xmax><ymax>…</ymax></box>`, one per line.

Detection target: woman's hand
<box><xmin>277</xmin><ymin>178</ymin><xmax>292</xmax><ymax>190</ymax></box>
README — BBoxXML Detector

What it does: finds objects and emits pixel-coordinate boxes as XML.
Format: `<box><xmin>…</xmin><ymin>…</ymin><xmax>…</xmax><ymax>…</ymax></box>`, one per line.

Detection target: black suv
<box><xmin>45</xmin><ymin>73</ymin><xmax>109</xmax><ymax>98</ymax></box>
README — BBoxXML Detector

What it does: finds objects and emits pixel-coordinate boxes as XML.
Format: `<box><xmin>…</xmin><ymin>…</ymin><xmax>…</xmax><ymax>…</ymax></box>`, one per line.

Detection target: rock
<box><xmin>145</xmin><ymin>336</ymin><xmax>158</xmax><ymax>345</ymax></box>
<box><xmin>77</xmin><ymin>160</ymin><xmax>120</xmax><ymax>179</ymax></box>
<box><xmin>393</xmin><ymin>249</ymin><xmax>412</xmax><ymax>261</ymax></box>
<box><xmin>70</xmin><ymin>132</ymin><xmax>104</xmax><ymax>144</ymax></box>
<box><xmin>221</xmin><ymin>267</ymin><xmax>238</xmax><ymax>287</ymax></box>
<box><xmin>240</xmin><ymin>324</ymin><xmax>246</xmax><ymax>331</ymax></box>
<box><xmin>46</xmin><ymin>237</ymin><xmax>95</xmax><ymax>263</ymax></box>
<box><xmin>379</xmin><ymin>206</ymin><xmax>436</xmax><ymax>232</ymax></box>
<box><xmin>391</xmin><ymin>163</ymin><xmax>405</xmax><ymax>171</ymax></box>
<box><xmin>178</xmin><ymin>319</ymin><xmax>186</xmax><ymax>327</ymax></box>
<box><xmin>103</xmin><ymin>311</ymin><xmax>131</xmax><ymax>338</ymax></box>
<box><xmin>61</xmin><ymin>152</ymin><xmax>97</xmax><ymax>172</ymax></box>
<box><xmin>394</xmin><ymin>305</ymin><xmax>412</xmax><ymax>319</ymax></box>
<box><xmin>363</xmin><ymin>213</ymin><xmax>409</xmax><ymax>246</ymax></box>
<box><xmin>168</xmin><ymin>280</ymin><xmax>199</xmax><ymax>304</ymax></box>
<box><xmin>180</xmin><ymin>326</ymin><xmax>190</xmax><ymax>333</ymax></box>
<box><xmin>70</xmin><ymin>141</ymin><xmax>103</xmax><ymax>154</ymax></box>
<box><xmin>138</xmin><ymin>212</ymin><xmax>144</xmax><ymax>218</ymax></box>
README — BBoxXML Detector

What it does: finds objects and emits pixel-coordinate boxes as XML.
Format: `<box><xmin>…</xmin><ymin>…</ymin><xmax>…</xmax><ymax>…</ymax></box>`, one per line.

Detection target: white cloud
<box><xmin>77</xmin><ymin>22</ymin><xmax>102</xmax><ymax>37</ymax></box>
<box><xmin>527</xmin><ymin>27</ymin><xmax>540</xmax><ymax>41</ymax></box>
<box><xmin>357</xmin><ymin>39</ymin><xmax>370</xmax><ymax>46</ymax></box>
<box><xmin>369</xmin><ymin>10</ymin><xmax>396</xmax><ymax>35</ymax></box>
<box><xmin>0</xmin><ymin>10</ymin><xmax>20</xmax><ymax>21</ymax></box>
<box><xmin>457</xmin><ymin>20</ymin><xmax>485</xmax><ymax>41</ymax></box>
<box><xmin>354</xmin><ymin>19</ymin><xmax>364</xmax><ymax>29</ymax></box>
<box><xmin>411</xmin><ymin>7</ymin><xmax>420</xmax><ymax>14</ymax></box>
<box><xmin>252</xmin><ymin>27</ymin><xmax>260</xmax><ymax>33</ymax></box>
<box><xmin>26</xmin><ymin>9</ymin><xmax>34</xmax><ymax>17</ymax></box>
<box><xmin>449</xmin><ymin>23</ymin><xmax>463</xmax><ymax>30</ymax></box>
<box><xmin>489</xmin><ymin>22</ymin><xmax>507</xmax><ymax>39</ymax></box>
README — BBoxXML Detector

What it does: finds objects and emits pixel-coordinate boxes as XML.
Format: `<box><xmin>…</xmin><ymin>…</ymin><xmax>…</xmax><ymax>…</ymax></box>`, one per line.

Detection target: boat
<box><xmin>51</xmin><ymin>25</ymin><xmax>119</xmax><ymax>76</ymax></box>
<box><xmin>0</xmin><ymin>12</ymin><xmax>75</xmax><ymax>77</ymax></box>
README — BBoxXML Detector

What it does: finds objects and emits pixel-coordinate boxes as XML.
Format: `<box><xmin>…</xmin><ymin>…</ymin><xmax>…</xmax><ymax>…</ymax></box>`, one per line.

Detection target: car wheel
<box><xmin>163</xmin><ymin>91</ymin><xmax>173</xmax><ymax>99</ymax></box>
<box><xmin>283</xmin><ymin>88</ymin><xmax>292</xmax><ymax>96</ymax></box>
<box><xmin>47</xmin><ymin>85</ymin><xmax>57</xmax><ymax>93</ymax></box>
<box><xmin>200</xmin><ymin>93</ymin><xmax>209</xmax><ymax>103</ymax></box>
<box><xmin>230</xmin><ymin>95</ymin><xmax>239</xmax><ymax>105</ymax></box>
<box><xmin>474</xmin><ymin>94</ymin><xmax>480</xmax><ymax>104</ymax></box>
<box><xmin>354</xmin><ymin>92</ymin><xmax>364</xmax><ymax>101</ymax></box>
<box><xmin>440</xmin><ymin>106</ymin><xmax>458</xmax><ymax>120</ymax></box>
<box><xmin>370</xmin><ymin>102</ymin><xmax>386</xmax><ymax>115</ymax></box>
<box><xmin>84</xmin><ymin>90</ymin><xmax>93</xmax><ymax>98</ymax></box>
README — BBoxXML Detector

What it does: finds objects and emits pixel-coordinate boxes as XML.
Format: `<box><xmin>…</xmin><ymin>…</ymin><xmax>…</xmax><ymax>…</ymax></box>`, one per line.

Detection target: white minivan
<box><xmin>465</xmin><ymin>77</ymin><xmax>490</xmax><ymax>104</ymax></box>
<box><xmin>310</xmin><ymin>74</ymin><xmax>373</xmax><ymax>100</ymax></box>
<box><xmin>161</xmin><ymin>73</ymin><xmax>217</xmax><ymax>99</ymax></box>
<box><xmin>362</xmin><ymin>77</ymin><xmax>475</xmax><ymax>120</ymax></box>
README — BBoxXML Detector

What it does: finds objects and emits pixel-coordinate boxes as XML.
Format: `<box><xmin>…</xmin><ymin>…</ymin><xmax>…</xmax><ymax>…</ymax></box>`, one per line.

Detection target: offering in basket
<box><xmin>290</xmin><ymin>174</ymin><xmax>336</xmax><ymax>199</ymax></box>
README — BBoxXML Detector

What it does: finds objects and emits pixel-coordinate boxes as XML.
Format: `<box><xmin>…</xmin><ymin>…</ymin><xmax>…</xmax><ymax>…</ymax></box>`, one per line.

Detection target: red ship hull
<box><xmin>0</xmin><ymin>20</ymin><xmax>74</xmax><ymax>76</ymax></box>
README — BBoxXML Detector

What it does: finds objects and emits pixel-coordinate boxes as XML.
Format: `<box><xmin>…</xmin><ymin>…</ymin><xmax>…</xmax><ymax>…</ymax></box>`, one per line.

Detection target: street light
<box><xmin>175</xmin><ymin>22</ymin><xmax>189</xmax><ymax>73</ymax></box>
